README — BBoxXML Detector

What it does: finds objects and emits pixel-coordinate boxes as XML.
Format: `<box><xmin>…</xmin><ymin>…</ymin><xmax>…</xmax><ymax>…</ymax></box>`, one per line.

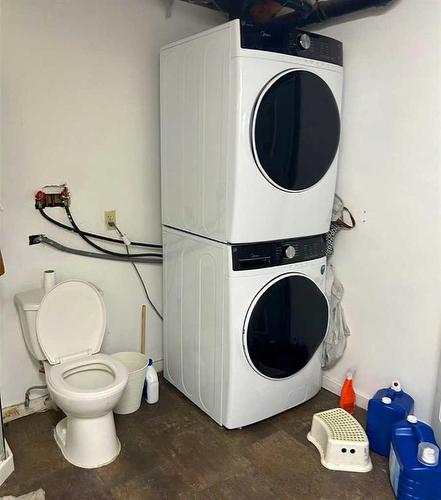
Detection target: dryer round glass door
<box><xmin>252</xmin><ymin>70</ymin><xmax>340</xmax><ymax>192</ymax></box>
<box><xmin>244</xmin><ymin>273</ymin><xmax>329</xmax><ymax>379</ymax></box>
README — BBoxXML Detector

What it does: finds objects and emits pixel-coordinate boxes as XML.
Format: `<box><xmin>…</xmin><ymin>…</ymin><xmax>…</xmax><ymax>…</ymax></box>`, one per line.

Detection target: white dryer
<box><xmin>163</xmin><ymin>227</ymin><xmax>329</xmax><ymax>429</ymax></box>
<box><xmin>161</xmin><ymin>20</ymin><xmax>343</xmax><ymax>244</ymax></box>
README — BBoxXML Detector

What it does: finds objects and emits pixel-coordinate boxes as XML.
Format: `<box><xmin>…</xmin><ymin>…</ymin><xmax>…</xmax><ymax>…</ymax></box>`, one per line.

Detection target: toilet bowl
<box><xmin>46</xmin><ymin>353</ymin><xmax>128</xmax><ymax>468</ymax></box>
<box><xmin>15</xmin><ymin>279</ymin><xmax>128</xmax><ymax>469</ymax></box>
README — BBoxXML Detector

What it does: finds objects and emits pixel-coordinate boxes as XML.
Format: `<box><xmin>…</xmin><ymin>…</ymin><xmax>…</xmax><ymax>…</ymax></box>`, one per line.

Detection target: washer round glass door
<box><xmin>244</xmin><ymin>273</ymin><xmax>329</xmax><ymax>379</ymax></box>
<box><xmin>252</xmin><ymin>70</ymin><xmax>341</xmax><ymax>191</ymax></box>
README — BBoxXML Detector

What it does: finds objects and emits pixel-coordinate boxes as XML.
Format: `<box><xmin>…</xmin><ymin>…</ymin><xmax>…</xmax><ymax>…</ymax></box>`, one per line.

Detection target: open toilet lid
<box><xmin>36</xmin><ymin>280</ymin><xmax>106</xmax><ymax>364</ymax></box>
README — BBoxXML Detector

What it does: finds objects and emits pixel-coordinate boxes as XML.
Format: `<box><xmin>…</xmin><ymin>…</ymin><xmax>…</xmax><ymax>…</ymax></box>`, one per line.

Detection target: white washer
<box><xmin>161</xmin><ymin>20</ymin><xmax>343</xmax><ymax>244</ymax></box>
<box><xmin>163</xmin><ymin>227</ymin><xmax>329</xmax><ymax>429</ymax></box>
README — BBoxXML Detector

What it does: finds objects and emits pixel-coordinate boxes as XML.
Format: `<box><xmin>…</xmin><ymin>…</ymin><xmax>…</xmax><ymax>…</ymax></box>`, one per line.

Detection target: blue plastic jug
<box><xmin>366</xmin><ymin>381</ymin><xmax>414</xmax><ymax>456</ymax></box>
<box><xmin>390</xmin><ymin>416</ymin><xmax>441</xmax><ymax>500</ymax></box>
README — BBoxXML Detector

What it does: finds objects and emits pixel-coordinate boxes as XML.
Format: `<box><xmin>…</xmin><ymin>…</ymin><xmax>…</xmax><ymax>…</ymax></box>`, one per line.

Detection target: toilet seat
<box><xmin>46</xmin><ymin>353</ymin><xmax>127</xmax><ymax>399</ymax></box>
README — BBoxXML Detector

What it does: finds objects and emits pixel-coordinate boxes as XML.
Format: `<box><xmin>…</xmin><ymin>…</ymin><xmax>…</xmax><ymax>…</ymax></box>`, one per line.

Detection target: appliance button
<box><xmin>298</xmin><ymin>33</ymin><xmax>312</xmax><ymax>50</ymax></box>
<box><xmin>284</xmin><ymin>245</ymin><xmax>296</xmax><ymax>259</ymax></box>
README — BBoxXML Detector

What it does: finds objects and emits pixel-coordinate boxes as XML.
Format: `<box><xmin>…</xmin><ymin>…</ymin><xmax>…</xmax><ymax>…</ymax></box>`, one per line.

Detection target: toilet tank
<box><xmin>14</xmin><ymin>288</ymin><xmax>46</xmax><ymax>361</ymax></box>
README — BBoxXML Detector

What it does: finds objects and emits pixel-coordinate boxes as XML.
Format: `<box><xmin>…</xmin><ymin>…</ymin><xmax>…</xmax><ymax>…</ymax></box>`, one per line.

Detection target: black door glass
<box><xmin>253</xmin><ymin>70</ymin><xmax>340</xmax><ymax>191</ymax></box>
<box><xmin>246</xmin><ymin>275</ymin><xmax>328</xmax><ymax>379</ymax></box>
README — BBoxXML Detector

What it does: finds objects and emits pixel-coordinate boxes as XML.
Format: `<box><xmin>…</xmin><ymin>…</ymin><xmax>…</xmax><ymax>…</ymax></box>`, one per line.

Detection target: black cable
<box><xmin>64</xmin><ymin>206</ymin><xmax>160</xmax><ymax>258</ymax></box>
<box><xmin>112</xmin><ymin>223</ymin><xmax>163</xmax><ymax>320</ymax></box>
<box><xmin>39</xmin><ymin>208</ymin><xmax>162</xmax><ymax>249</ymax></box>
<box><xmin>37</xmin><ymin>205</ymin><xmax>163</xmax><ymax>314</ymax></box>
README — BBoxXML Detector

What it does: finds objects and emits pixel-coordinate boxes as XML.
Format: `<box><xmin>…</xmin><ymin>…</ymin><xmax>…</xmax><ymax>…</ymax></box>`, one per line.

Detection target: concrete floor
<box><xmin>0</xmin><ymin>379</ymin><xmax>394</xmax><ymax>499</ymax></box>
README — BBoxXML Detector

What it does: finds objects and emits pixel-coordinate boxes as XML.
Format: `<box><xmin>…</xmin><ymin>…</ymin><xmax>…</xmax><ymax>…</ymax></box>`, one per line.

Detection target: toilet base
<box><xmin>54</xmin><ymin>413</ymin><xmax>121</xmax><ymax>469</ymax></box>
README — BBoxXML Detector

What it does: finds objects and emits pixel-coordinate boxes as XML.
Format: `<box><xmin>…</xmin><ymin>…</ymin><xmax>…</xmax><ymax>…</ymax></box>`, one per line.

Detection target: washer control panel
<box><xmin>241</xmin><ymin>24</ymin><xmax>343</xmax><ymax>67</ymax></box>
<box><xmin>232</xmin><ymin>234</ymin><xmax>327</xmax><ymax>271</ymax></box>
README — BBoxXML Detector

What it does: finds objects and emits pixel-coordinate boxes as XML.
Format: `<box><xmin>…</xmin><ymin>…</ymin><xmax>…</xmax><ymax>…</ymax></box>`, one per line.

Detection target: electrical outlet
<box><xmin>104</xmin><ymin>210</ymin><xmax>116</xmax><ymax>230</ymax></box>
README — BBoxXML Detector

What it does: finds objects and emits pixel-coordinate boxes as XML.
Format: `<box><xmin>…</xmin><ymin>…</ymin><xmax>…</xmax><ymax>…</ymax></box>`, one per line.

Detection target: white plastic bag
<box><xmin>322</xmin><ymin>265</ymin><xmax>350</xmax><ymax>369</ymax></box>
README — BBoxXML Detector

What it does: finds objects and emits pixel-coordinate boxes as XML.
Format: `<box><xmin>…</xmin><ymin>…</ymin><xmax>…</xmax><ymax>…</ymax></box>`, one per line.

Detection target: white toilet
<box><xmin>15</xmin><ymin>279</ymin><xmax>129</xmax><ymax>469</ymax></box>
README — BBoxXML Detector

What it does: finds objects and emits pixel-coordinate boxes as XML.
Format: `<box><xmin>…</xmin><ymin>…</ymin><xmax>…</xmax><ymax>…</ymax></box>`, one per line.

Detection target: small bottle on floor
<box><xmin>145</xmin><ymin>359</ymin><xmax>159</xmax><ymax>404</ymax></box>
<box><xmin>340</xmin><ymin>370</ymin><xmax>356</xmax><ymax>414</ymax></box>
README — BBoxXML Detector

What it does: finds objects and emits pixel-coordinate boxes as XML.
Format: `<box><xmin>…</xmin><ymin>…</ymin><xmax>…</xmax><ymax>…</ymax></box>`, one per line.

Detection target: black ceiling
<box><xmin>179</xmin><ymin>0</ymin><xmax>244</xmax><ymax>18</ymax></box>
<box><xmin>177</xmin><ymin>0</ymin><xmax>396</xmax><ymax>25</ymax></box>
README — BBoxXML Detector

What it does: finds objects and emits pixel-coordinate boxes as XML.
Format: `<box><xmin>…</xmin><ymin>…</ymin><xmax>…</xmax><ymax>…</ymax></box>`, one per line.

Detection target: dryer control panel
<box><xmin>241</xmin><ymin>24</ymin><xmax>343</xmax><ymax>67</ymax></box>
<box><xmin>232</xmin><ymin>234</ymin><xmax>327</xmax><ymax>271</ymax></box>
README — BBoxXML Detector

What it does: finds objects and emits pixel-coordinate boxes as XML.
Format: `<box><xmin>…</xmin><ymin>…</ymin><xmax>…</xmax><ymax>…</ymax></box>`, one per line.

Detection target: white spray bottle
<box><xmin>145</xmin><ymin>358</ymin><xmax>159</xmax><ymax>404</ymax></box>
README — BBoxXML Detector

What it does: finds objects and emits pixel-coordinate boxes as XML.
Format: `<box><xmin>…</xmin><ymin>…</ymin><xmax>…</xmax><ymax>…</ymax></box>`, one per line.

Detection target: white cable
<box><xmin>112</xmin><ymin>222</ymin><xmax>163</xmax><ymax>321</ymax></box>
<box><xmin>121</xmin><ymin>233</ymin><xmax>131</xmax><ymax>246</ymax></box>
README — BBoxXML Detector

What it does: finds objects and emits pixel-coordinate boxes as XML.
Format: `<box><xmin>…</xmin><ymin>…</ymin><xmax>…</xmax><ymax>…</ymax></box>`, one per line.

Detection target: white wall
<box><xmin>2</xmin><ymin>0</ymin><xmax>440</xmax><ymax>425</ymax></box>
<box><xmin>0</xmin><ymin>0</ymin><xmax>224</xmax><ymax>407</ymax></box>
<box><xmin>317</xmin><ymin>0</ymin><xmax>441</xmax><ymax>422</ymax></box>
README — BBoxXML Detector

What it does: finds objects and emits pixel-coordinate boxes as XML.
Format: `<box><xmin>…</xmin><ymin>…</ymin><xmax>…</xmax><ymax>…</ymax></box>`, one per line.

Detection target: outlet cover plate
<box><xmin>104</xmin><ymin>210</ymin><xmax>116</xmax><ymax>230</ymax></box>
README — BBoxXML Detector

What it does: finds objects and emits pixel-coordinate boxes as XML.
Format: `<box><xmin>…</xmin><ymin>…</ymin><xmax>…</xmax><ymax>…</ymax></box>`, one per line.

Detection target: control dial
<box><xmin>284</xmin><ymin>245</ymin><xmax>296</xmax><ymax>259</ymax></box>
<box><xmin>298</xmin><ymin>33</ymin><xmax>311</xmax><ymax>50</ymax></box>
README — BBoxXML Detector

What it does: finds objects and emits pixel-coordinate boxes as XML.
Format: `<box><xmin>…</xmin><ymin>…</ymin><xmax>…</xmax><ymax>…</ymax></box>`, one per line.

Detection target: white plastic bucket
<box><xmin>111</xmin><ymin>352</ymin><xmax>148</xmax><ymax>415</ymax></box>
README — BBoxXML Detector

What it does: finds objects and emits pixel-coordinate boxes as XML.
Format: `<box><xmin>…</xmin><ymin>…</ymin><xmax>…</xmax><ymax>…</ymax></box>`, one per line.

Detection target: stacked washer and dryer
<box><xmin>160</xmin><ymin>19</ymin><xmax>343</xmax><ymax>428</ymax></box>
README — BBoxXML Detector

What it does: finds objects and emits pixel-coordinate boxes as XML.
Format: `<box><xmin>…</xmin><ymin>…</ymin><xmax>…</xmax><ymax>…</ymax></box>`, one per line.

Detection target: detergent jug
<box><xmin>366</xmin><ymin>381</ymin><xmax>414</xmax><ymax>456</ymax></box>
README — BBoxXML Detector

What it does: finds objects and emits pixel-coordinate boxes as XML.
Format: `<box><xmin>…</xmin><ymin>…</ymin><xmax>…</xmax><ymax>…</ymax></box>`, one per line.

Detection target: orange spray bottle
<box><xmin>340</xmin><ymin>370</ymin><xmax>356</xmax><ymax>414</ymax></box>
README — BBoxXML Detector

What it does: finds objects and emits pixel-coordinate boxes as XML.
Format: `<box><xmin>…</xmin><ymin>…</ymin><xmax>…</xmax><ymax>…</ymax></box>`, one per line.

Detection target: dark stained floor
<box><xmin>0</xmin><ymin>379</ymin><xmax>394</xmax><ymax>499</ymax></box>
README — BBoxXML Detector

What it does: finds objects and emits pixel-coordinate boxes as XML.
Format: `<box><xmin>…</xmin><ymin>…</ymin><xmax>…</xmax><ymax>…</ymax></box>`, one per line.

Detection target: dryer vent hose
<box><xmin>248</xmin><ymin>0</ymin><xmax>395</xmax><ymax>27</ymax></box>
